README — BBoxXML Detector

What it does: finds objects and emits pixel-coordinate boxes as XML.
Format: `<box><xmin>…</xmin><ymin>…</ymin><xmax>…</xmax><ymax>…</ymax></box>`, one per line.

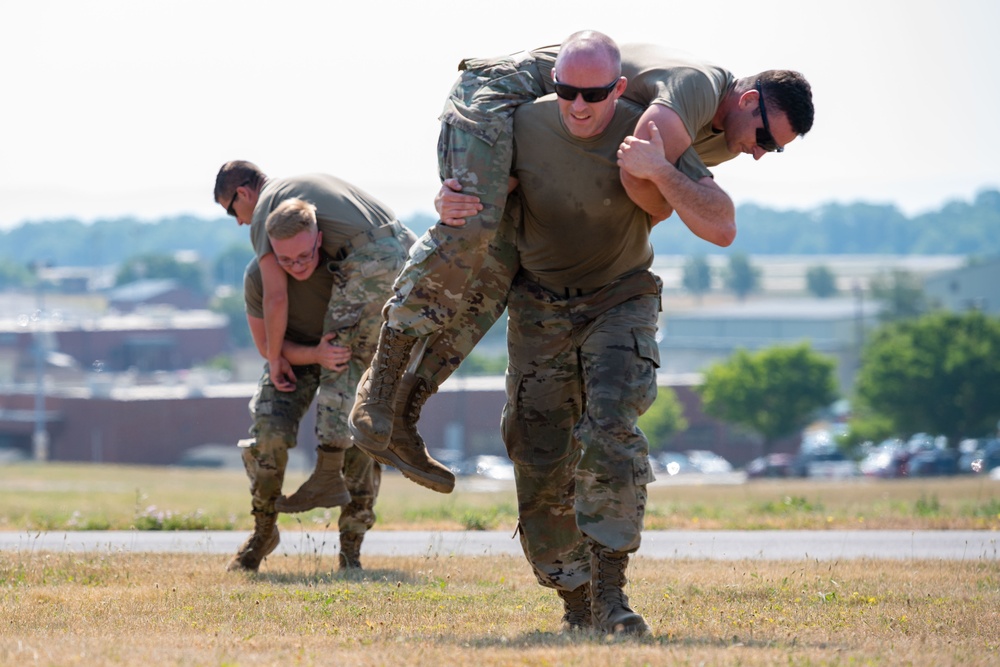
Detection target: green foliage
<box><xmin>843</xmin><ymin>409</ymin><xmax>896</xmax><ymax>448</ymax></box>
<box><xmin>869</xmin><ymin>269</ymin><xmax>932</xmax><ymax>322</ymax></box>
<box><xmin>698</xmin><ymin>342</ymin><xmax>839</xmax><ymax>452</ymax></box>
<box><xmin>805</xmin><ymin>264</ymin><xmax>839</xmax><ymax>298</ymax></box>
<box><xmin>455</xmin><ymin>353</ymin><xmax>508</xmax><ymax>376</ymax></box>
<box><xmin>0</xmin><ymin>258</ymin><xmax>32</xmax><ymax>288</ymax></box>
<box><xmin>3</xmin><ymin>190</ymin><xmax>999</xmax><ymax>274</ymax></box>
<box><xmin>722</xmin><ymin>252</ymin><xmax>760</xmax><ymax>300</ymax></box>
<box><xmin>638</xmin><ymin>386</ymin><xmax>689</xmax><ymax>452</ymax></box>
<box><xmin>854</xmin><ymin>311</ymin><xmax>1000</xmax><ymax>442</ymax></box>
<box><xmin>116</xmin><ymin>252</ymin><xmax>207</xmax><ymax>294</ymax></box>
<box><xmin>681</xmin><ymin>254</ymin><xmax>712</xmax><ymax>300</ymax></box>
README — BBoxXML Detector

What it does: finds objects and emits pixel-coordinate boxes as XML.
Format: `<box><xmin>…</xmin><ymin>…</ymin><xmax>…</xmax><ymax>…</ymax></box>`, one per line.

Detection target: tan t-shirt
<box><xmin>531</xmin><ymin>43</ymin><xmax>737</xmax><ymax>178</ymax></box>
<box><xmin>249</xmin><ymin>174</ymin><xmax>396</xmax><ymax>261</ymax></box>
<box><xmin>244</xmin><ymin>257</ymin><xmax>334</xmax><ymax>346</ymax></box>
<box><xmin>511</xmin><ymin>95</ymin><xmax>652</xmax><ymax>291</ymax></box>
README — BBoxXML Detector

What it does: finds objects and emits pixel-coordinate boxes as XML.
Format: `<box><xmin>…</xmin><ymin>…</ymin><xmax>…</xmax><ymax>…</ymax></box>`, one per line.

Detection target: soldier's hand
<box><xmin>269</xmin><ymin>356</ymin><xmax>297</xmax><ymax>392</ymax></box>
<box><xmin>315</xmin><ymin>333</ymin><xmax>351</xmax><ymax>372</ymax></box>
<box><xmin>617</xmin><ymin>121</ymin><xmax>670</xmax><ymax>180</ymax></box>
<box><xmin>436</xmin><ymin>178</ymin><xmax>482</xmax><ymax>227</ymax></box>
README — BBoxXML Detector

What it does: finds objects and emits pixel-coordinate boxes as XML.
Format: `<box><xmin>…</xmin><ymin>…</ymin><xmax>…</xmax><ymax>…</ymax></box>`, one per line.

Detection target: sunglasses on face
<box><xmin>553</xmin><ymin>78</ymin><xmax>619</xmax><ymax>103</ymax></box>
<box><xmin>755</xmin><ymin>79</ymin><xmax>783</xmax><ymax>153</ymax></box>
<box><xmin>226</xmin><ymin>181</ymin><xmax>252</xmax><ymax>217</ymax></box>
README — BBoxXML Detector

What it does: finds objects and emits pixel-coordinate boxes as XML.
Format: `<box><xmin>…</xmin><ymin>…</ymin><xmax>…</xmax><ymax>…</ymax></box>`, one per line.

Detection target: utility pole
<box><xmin>31</xmin><ymin>263</ymin><xmax>49</xmax><ymax>462</ymax></box>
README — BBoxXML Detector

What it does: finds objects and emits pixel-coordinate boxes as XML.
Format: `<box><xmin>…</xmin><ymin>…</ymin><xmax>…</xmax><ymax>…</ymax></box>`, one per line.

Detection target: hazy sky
<box><xmin>2</xmin><ymin>0</ymin><xmax>997</xmax><ymax>229</ymax></box>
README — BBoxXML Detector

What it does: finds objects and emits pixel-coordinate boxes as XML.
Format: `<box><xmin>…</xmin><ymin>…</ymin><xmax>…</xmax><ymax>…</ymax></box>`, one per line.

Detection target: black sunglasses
<box><xmin>755</xmin><ymin>79</ymin><xmax>783</xmax><ymax>153</ymax></box>
<box><xmin>553</xmin><ymin>78</ymin><xmax>619</xmax><ymax>103</ymax></box>
<box><xmin>226</xmin><ymin>181</ymin><xmax>251</xmax><ymax>217</ymax></box>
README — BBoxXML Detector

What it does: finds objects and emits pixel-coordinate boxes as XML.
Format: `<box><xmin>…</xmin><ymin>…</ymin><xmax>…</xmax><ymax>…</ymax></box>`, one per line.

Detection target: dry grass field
<box><xmin>1</xmin><ymin>462</ymin><xmax>998</xmax><ymax>533</ymax></box>
<box><xmin>1</xmin><ymin>463</ymin><xmax>999</xmax><ymax>664</ymax></box>
<box><xmin>1</xmin><ymin>550</ymin><xmax>997</xmax><ymax>666</ymax></box>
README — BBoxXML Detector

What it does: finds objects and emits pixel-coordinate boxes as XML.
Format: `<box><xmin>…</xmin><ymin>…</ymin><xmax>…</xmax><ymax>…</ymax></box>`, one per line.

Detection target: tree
<box><xmin>722</xmin><ymin>252</ymin><xmax>760</xmax><ymax>301</ymax></box>
<box><xmin>869</xmin><ymin>269</ymin><xmax>931</xmax><ymax>322</ymax></box>
<box><xmin>697</xmin><ymin>343</ymin><xmax>838</xmax><ymax>453</ymax></box>
<box><xmin>0</xmin><ymin>259</ymin><xmax>32</xmax><ymax>289</ymax></box>
<box><xmin>116</xmin><ymin>253</ymin><xmax>207</xmax><ymax>294</ymax></box>
<box><xmin>805</xmin><ymin>264</ymin><xmax>838</xmax><ymax>298</ymax></box>
<box><xmin>854</xmin><ymin>311</ymin><xmax>1000</xmax><ymax>443</ymax></box>
<box><xmin>637</xmin><ymin>386</ymin><xmax>688</xmax><ymax>453</ymax></box>
<box><xmin>681</xmin><ymin>255</ymin><xmax>712</xmax><ymax>302</ymax></box>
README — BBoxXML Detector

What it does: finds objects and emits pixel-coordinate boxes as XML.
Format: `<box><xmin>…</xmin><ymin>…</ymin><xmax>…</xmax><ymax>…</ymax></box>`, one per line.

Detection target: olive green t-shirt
<box><xmin>243</xmin><ymin>257</ymin><xmax>335</xmax><ymax>346</ymax></box>
<box><xmin>511</xmin><ymin>95</ymin><xmax>652</xmax><ymax>291</ymax></box>
<box><xmin>249</xmin><ymin>174</ymin><xmax>396</xmax><ymax>261</ymax></box>
<box><xmin>532</xmin><ymin>43</ymin><xmax>737</xmax><ymax>178</ymax></box>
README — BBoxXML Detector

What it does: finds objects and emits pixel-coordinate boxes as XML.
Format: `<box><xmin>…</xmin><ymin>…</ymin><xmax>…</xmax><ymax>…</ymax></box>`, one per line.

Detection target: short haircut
<box><xmin>214</xmin><ymin>160</ymin><xmax>266</xmax><ymax>203</ymax></box>
<box><xmin>555</xmin><ymin>30</ymin><xmax>621</xmax><ymax>78</ymax></box>
<box><xmin>752</xmin><ymin>70</ymin><xmax>814</xmax><ymax>136</ymax></box>
<box><xmin>265</xmin><ymin>198</ymin><xmax>317</xmax><ymax>241</ymax></box>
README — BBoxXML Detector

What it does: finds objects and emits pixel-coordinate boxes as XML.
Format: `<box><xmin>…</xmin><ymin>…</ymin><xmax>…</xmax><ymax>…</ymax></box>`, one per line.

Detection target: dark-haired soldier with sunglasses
<box><xmin>349</xmin><ymin>37</ymin><xmax>814</xmax><ymax>503</ymax></box>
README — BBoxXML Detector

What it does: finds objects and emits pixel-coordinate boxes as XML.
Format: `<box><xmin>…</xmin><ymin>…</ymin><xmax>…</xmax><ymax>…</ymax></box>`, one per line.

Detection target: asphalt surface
<box><xmin>1</xmin><ymin>530</ymin><xmax>997</xmax><ymax>561</ymax></box>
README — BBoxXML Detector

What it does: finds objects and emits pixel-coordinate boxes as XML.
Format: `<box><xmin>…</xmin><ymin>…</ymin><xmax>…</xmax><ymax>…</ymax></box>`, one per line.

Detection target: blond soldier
<box><xmin>214</xmin><ymin>163</ymin><xmax>455</xmax><ymax>497</ymax></box>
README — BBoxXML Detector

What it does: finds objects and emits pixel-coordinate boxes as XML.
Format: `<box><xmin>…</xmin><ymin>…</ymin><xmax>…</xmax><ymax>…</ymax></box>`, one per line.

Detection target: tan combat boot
<box><xmin>349</xmin><ymin>324</ymin><xmax>418</xmax><ymax>451</ymax></box>
<box><xmin>557</xmin><ymin>583</ymin><xmax>593</xmax><ymax>632</ymax></box>
<box><xmin>360</xmin><ymin>372</ymin><xmax>456</xmax><ymax>493</ymax></box>
<box><xmin>275</xmin><ymin>447</ymin><xmax>351</xmax><ymax>513</ymax></box>
<box><xmin>590</xmin><ymin>542</ymin><xmax>651</xmax><ymax>636</ymax></box>
<box><xmin>226</xmin><ymin>510</ymin><xmax>279</xmax><ymax>572</ymax></box>
<box><xmin>338</xmin><ymin>531</ymin><xmax>364</xmax><ymax>570</ymax></box>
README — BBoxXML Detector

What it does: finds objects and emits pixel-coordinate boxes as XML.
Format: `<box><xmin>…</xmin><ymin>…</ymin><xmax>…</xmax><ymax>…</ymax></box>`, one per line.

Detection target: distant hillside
<box><xmin>1</xmin><ymin>190</ymin><xmax>997</xmax><ymax>269</ymax></box>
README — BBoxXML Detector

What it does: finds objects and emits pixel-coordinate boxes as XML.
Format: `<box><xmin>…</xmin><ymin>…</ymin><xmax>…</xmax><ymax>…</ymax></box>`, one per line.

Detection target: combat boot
<box><xmin>361</xmin><ymin>372</ymin><xmax>455</xmax><ymax>493</ymax></box>
<box><xmin>338</xmin><ymin>531</ymin><xmax>364</xmax><ymax>570</ymax></box>
<box><xmin>557</xmin><ymin>583</ymin><xmax>593</xmax><ymax>631</ymax></box>
<box><xmin>226</xmin><ymin>510</ymin><xmax>279</xmax><ymax>572</ymax></box>
<box><xmin>349</xmin><ymin>324</ymin><xmax>418</xmax><ymax>451</ymax></box>
<box><xmin>590</xmin><ymin>541</ymin><xmax>651</xmax><ymax>636</ymax></box>
<box><xmin>275</xmin><ymin>447</ymin><xmax>351</xmax><ymax>513</ymax></box>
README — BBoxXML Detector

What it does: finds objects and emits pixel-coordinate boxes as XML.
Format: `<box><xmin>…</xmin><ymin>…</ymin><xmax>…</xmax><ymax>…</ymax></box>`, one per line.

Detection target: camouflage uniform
<box><xmin>502</xmin><ymin>271</ymin><xmax>661</xmax><ymax>590</ymax></box>
<box><xmin>244</xmin><ymin>228</ymin><xmax>412</xmax><ymax>526</ymax></box>
<box><xmin>384</xmin><ymin>52</ymin><xmax>544</xmax><ymax>340</ymax></box>
<box><xmin>244</xmin><ymin>363</ymin><xmax>380</xmax><ymax>532</ymax></box>
<box><xmin>405</xmin><ymin>44</ymin><xmax>737</xmax><ymax>391</ymax></box>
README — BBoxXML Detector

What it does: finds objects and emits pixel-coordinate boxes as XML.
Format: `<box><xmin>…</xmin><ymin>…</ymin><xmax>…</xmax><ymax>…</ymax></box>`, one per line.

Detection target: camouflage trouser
<box><xmin>501</xmin><ymin>270</ymin><xmax>662</xmax><ymax>591</ymax></box>
<box><xmin>242</xmin><ymin>230</ymin><xmax>408</xmax><ymax>529</ymax></box>
<box><xmin>384</xmin><ymin>51</ymin><xmax>545</xmax><ymax>340</ymax></box>
<box><xmin>321</xmin><ymin>227</ymin><xmax>413</xmax><ymax>439</ymax></box>
<box><xmin>407</xmin><ymin>198</ymin><xmax>520</xmax><ymax>385</ymax></box>
<box><xmin>245</xmin><ymin>364</ymin><xmax>381</xmax><ymax>533</ymax></box>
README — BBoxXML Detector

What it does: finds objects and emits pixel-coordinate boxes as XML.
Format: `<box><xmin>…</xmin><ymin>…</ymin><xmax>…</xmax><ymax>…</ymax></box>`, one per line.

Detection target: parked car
<box><xmin>684</xmin><ymin>450</ymin><xmax>734</xmax><ymax>474</ymax></box>
<box><xmin>958</xmin><ymin>439</ymin><xmax>1000</xmax><ymax>475</ymax></box>
<box><xmin>458</xmin><ymin>455</ymin><xmax>515</xmax><ymax>480</ymax></box>
<box><xmin>791</xmin><ymin>447</ymin><xmax>856</xmax><ymax>478</ymax></box>
<box><xmin>745</xmin><ymin>453</ymin><xmax>795</xmax><ymax>479</ymax></box>
<box><xmin>907</xmin><ymin>447</ymin><xmax>959</xmax><ymax>476</ymax></box>
<box><xmin>656</xmin><ymin>451</ymin><xmax>699</xmax><ymax>476</ymax></box>
<box><xmin>0</xmin><ymin>446</ymin><xmax>29</xmax><ymax>464</ymax></box>
<box><xmin>859</xmin><ymin>440</ymin><xmax>910</xmax><ymax>478</ymax></box>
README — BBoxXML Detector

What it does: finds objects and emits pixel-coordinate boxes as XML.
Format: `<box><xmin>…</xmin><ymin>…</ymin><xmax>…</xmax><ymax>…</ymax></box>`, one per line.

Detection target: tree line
<box><xmin>1</xmin><ymin>188</ymin><xmax>998</xmax><ymax>278</ymax></box>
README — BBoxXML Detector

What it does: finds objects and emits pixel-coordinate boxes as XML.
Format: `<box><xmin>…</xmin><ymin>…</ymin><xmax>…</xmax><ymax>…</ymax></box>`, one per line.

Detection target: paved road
<box><xmin>1</xmin><ymin>530</ymin><xmax>996</xmax><ymax>561</ymax></box>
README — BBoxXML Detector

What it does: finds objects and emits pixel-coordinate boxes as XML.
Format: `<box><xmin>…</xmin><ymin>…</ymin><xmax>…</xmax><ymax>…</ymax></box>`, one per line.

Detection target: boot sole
<box><xmin>355</xmin><ymin>442</ymin><xmax>455</xmax><ymax>494</ymax></box>
<box><xmin>275</xmin><ymin>490</ymin><xmax>352</xmax><ymax>513</ymax></box>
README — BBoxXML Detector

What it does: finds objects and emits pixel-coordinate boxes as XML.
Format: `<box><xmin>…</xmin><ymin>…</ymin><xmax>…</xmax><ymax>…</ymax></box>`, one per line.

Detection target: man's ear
<box><xmin>738</xmin><ymin>88</ymin><xmax>760</xmax><ymax>112</ymax></box>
